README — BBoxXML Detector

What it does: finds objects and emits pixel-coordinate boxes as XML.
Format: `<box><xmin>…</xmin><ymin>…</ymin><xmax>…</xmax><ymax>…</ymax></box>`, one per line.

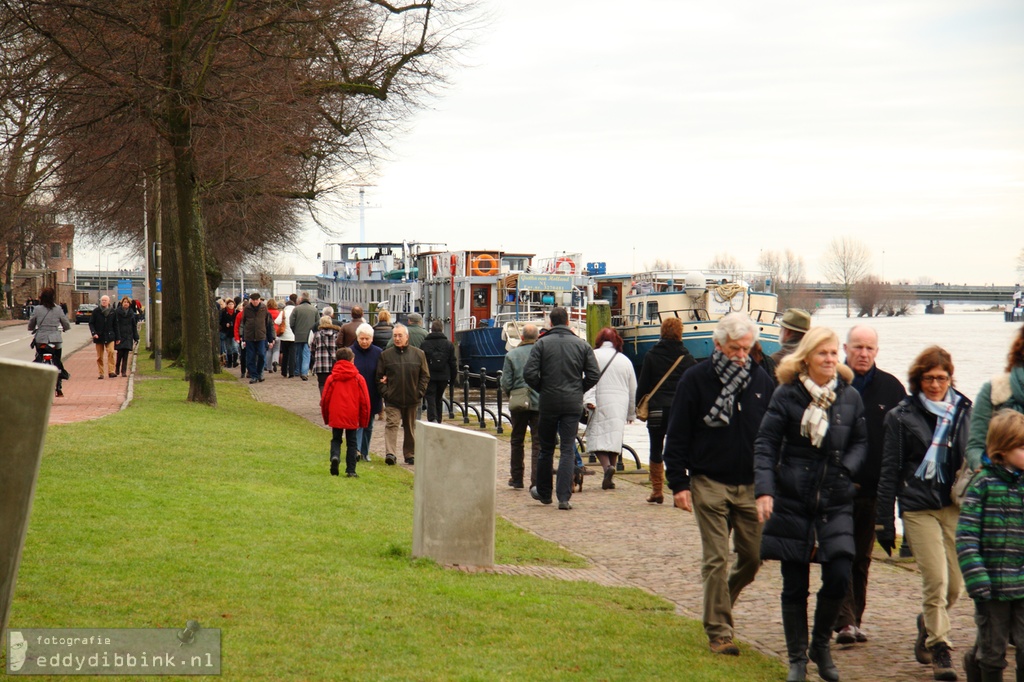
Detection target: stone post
<box><xmin>412</xmin><ymin>422</ymin><xmax>496</xmax><ymax>567</ymax></box>
<box><xmin>0</xmin><ymin>359</ymin><xmax>57</xmax><ymax>643</ymax></box>
<box><xmin>586</xmin><ymin>300</ymin><xmax>611</xmax><ymax>347</ymax></box>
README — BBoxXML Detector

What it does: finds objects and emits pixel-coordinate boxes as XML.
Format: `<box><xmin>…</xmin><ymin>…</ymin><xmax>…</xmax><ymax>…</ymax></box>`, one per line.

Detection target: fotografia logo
<box><xmin>7</xmin><ymin>624</ymin><xmax>221</xmax><ymax>676</ymax></box>
<box><xmin>8</xmin><ymin>631</ymin><xmax>27</xmax><ymax>672</ymax></box>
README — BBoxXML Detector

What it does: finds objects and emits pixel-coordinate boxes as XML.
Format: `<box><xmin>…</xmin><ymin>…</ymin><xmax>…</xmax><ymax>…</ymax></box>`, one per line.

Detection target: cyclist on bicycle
<box><xmin>27</xmin><ymin>287</ymin><xmax>71</xmax><ymax>397</ymax></box>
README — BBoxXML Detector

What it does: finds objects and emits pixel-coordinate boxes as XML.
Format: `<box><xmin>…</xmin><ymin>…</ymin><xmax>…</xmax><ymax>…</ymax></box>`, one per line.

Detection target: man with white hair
<box><xmin>833</xmin><ymin>325</ymin><xmax>906</xmax><ymax>646</ymax></box>
<box><xmin>375</xmin><ymin>323</ymin><xmax>429</xmax><ymax>465</ymax></box>
<box><xmin>664</xmin><ymin>313</ymin><xmax>774</xmax><ymax>656</ymax></box>
<box><xmin>89</xmin><ymin>294</ymin><xmax>117</xmax><ymax>378</ymax></box>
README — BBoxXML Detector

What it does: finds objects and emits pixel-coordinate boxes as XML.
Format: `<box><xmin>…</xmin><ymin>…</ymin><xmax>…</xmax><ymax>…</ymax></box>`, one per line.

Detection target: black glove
<box><xmin>875</xmin><ymin>525</ymin><xmax>896</xmax><ymax>557</ymax></box>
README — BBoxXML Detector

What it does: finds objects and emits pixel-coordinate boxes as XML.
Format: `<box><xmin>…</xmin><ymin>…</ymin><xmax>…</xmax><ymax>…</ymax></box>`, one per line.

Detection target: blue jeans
<box><xmin>246</xmin><ymin>339</ymin><xmax>267</xmax><ymax>378</ymax></box>
<box><xmin>293</xmin><ymin>342</ymin><xmax>310</xmax><ymax>377</ymax></box>
<box><xmin>356</xmin><ymin>416</ymin><xmax>376</xmax><ymax>457</ymax></box>
<box><xmin>536</xmin><ymin>411</ymin><xmax>579</xmax><ymax>503</ymax></box>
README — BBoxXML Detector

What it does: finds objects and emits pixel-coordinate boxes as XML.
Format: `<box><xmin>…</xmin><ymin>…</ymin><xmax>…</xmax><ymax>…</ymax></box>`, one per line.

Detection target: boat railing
<box><xmin>750</xmin><ymin>308</ymin><xmax>781</xmax><ymax>324</ymax></box>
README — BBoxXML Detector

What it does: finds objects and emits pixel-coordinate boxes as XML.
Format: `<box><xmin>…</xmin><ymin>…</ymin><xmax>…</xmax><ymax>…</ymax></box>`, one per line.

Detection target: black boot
<box><xmin>809</xmin><ymin>597</ymin><xmax>842</xmax><ymax>682</ymax></box>
<box><xmin>964</xmin><ymin>646</ymin><xmax>982</xmax><ymax>682</ymax></box>
<box><xmin>329</xmin><ymin>439</ymin><xmax>340</xmax><ymax>476</ymax></box>
<box><xmin>782</xmin><ymin>602</ymin><xmax>809</xmax><ymax>682</ymax></box>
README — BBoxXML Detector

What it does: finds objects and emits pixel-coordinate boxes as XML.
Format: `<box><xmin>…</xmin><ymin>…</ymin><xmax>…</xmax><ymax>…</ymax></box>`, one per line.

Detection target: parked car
<box><xmin>74</xmin><ymin>303</ymin><xmax>97</xmax><ymax>324</ymax></box>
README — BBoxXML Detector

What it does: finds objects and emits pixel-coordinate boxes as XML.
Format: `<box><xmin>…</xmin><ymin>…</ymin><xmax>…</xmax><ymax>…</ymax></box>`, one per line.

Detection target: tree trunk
<box><xmin>161</xmin><ymin>177</ymin><xmax>182</xmax><ymax>362</ymax></box>
<box><xmin>171</xmin><ymin>151</ymin><xmax>217</xmax><ymax>405</ymax></box>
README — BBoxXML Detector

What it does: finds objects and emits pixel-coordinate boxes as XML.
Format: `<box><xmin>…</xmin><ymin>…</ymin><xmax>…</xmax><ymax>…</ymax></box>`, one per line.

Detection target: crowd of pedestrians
<box><xmin>208</xmin><ymin>294</ymin><xmax>1024</xmax><ymax>682</ymax></box>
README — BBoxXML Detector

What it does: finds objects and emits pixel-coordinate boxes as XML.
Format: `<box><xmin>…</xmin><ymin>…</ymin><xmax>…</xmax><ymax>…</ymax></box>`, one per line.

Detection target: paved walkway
<box><xmin>43</xmin><ymin>339</ymin><xmax>133</xmax><ymax>425</ymax></box>
<box><xmin>239</xmin><ymin>368</ymin><xmax>981</xmax><ymax>682</ymax></box>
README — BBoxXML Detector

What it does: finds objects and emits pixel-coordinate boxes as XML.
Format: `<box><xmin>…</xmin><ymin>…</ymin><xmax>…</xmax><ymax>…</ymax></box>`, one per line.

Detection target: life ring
<box><xmin>450</xmin><ymin>254</ymin><xmax>457</xmax><ymax>276</ymax></box>
<box><xmin>471</xmin><ymin>253</ymin><xmax>499</xmax><ymax>277</ymax></box>
<box><xmin>555</xmin><ymin>256</ymin><xmax>575</xmax><ymax>274</ymax></box>
<box><xmin>432</xmin><ymin>256</ymin><xmax>438</xmax><ymax>276</ymax></box>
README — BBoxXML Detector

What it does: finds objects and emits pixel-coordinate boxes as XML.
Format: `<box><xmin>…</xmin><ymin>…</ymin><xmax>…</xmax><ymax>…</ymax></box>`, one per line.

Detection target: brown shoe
<box><xmin>709</xmin><ymin>637</ymin><xmax>740</xmax><ymax>656</ymax></box>
<box><xmin>915</xmin><ymin>613</ymin><xmax>932</xmax><ymax>665</ymax></box>
<box><xmin>929</xmin><ymin>642</ymin><xmax>957</xmax><ymax>681</ymax></box>
<box><xmin>647</xmin><ymin>461</ymin><xmax>665</xmax><ymax>503</ymax></box>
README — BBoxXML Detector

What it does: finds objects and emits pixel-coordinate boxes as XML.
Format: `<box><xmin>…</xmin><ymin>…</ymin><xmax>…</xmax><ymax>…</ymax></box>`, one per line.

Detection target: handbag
<box><xmin>951</xmin><ymin>458</ymin><xmax>976</xmax><ymax>508</ymax></box>
<box><xmin>636</xmin><ymin>356</ymin><xmax>684</xmax><ymax>422</ymax></box>
<box><xmin>509</xmin><ymin>386</ymin><xmax>533</xmax><ymax>412</ymax></box>
<box><xmin>580</xmin><ymin>353</ymin><xmax>617</xmax><ymax>424</ymax></box>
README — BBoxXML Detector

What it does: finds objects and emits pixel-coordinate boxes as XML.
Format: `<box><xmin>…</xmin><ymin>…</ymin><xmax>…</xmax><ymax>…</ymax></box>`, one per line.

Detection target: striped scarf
<box><xmin>914</xmin><ymin>390</ymin><xmax>960</xmax><ymax>483</ymax></box>
<box><xmin>704</xmin><ymin>350</ymin><xmax>751</xmax><ymax>427</ymax></box>
<box><xmin>799</xmin><ymin>373</ymin><xmax>837</xmax><ymax>448</ymax></box>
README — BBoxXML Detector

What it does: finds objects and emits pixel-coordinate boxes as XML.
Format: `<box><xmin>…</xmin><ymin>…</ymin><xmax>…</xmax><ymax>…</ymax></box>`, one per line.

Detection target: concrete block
<box><xmin>0</xmin><ymin>359</ymin><xmax>57</xmax><ymax>643</ymax></box>
<box><xmin>412</xmin><ymin>422</ymin><xmax>496</xmax><ymax>567</ymax></box>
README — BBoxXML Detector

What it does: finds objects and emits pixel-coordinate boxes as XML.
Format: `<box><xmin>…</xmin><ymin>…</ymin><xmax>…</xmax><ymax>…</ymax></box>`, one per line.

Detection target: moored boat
<box><xmin>316</xmin><ymin>241</ymin><xmax>445</xmax><ymax>321</ymax></box>
<box><xmin>417</xmin><ymin>251</ymin><xmax>591</xmax><ymax>375</ymax></box>
<box><xmin>597</xmin><ymin>269</ymin><xmax>781</xmax><ymax>371</ymax></box>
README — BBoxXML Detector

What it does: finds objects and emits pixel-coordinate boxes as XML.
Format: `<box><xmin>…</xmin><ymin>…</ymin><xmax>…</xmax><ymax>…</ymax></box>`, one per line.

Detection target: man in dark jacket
<box><xmin>375</xmin><ymin>323</ymin><xmax>430</xmax><ymax>465</ymax></box>
<box><xmin>420</xmin><ymin>320</ymin><xmax>457</xmax><ymax>423</ymax></box>
<box><xmin>834</xmin><ymin>325</ymin><xmax>906</xmax><ymax>644</ymax></box>
<box><xmin>664</xmin><ymin>313</ymin><xmax>774</xmax><ymax>656</ymax></box>
<box><xmin>242</xmin><ymin>292</ymin><xmax>276</xmax><ymax>383</ymax></box>
<box><xmin>89</xmin><ymin>295</ymin><xmax>118</xmax><ymax>379</ymax></box>
<box><xmin>501</xmin><ymin>324</ymin><xmax>541</xmax><ymax>490</ymax></box>
<box><xmin>289</xmin><ymin>292</ymin><xmax>319</xmax><ymax>381</ymax></box>
<box><xmin>340</xmin><ymin>306</ymin><xmax>364</xmax><ymax>348</ymax></box>
<box><xmin>523</xmin><ymin>307</ymin><xmax>600</xmax><ymax>511</ymax></box>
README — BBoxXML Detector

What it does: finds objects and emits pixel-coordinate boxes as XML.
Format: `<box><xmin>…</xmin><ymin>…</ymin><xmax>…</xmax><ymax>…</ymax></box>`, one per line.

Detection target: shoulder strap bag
<box><xmin>636</xmin><ymin>356</ymin><xmax>684</xmax><ymax>422</ymax></box>
<box><xmin>580</xmin><ymin>352</ymin><xmax>617</xmax><ymax>425</ymax></box>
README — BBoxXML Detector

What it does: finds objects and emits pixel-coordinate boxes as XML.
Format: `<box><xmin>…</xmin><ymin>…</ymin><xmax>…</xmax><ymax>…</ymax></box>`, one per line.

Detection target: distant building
<box><xmin>4</xmin><ymin>210</ymin><xmax>77</xmax><ymax>310</ymax></box>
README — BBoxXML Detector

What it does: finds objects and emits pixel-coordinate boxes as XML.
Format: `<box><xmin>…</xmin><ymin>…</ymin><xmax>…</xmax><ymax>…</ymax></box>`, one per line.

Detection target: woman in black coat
<box><xmin>875</xmin><ymin>346</ymin><xmax>970</xmax><ymax>679</ymax></box>
<box><xmin>113</xmin><ymin>296</ymin><xmax>139</xmax><ymax>378</ymax></box>
<box><xmin>754</xmin><ymin>327</ymin><xmax>867</xmax><ymax>682</ymax></box>
<box><xmin>635</xmin><ymin>317</ymin><xmax>695</xmax><ymax>503</ymax></box>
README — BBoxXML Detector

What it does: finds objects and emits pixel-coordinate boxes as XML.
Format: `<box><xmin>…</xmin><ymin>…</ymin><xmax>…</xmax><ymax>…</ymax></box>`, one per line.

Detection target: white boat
<box><xmin>316</xmin><ymin>241</ymin><xmax>445</xmax><ymax>319</ymax></box>
<box><xmin>595</xmin><ymin>269</ymin><xmax>781</xmax><ymax>370</ymax></box>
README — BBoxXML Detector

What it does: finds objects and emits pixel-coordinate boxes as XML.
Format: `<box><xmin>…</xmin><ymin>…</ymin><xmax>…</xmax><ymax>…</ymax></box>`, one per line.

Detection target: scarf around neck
<box><xmin>704</xmin><ymin>349</ymin><xmax>751</xmax><ymax>427</ymax></box>
<box><xmin>799</xmin><ymin>373</ymin><xmax>837</xmax><ymax>448</ymax></box>
<box><xmin>914</xmin><ymin>389</ymin><xmax>960</xmax><ymax>483</ymax></box>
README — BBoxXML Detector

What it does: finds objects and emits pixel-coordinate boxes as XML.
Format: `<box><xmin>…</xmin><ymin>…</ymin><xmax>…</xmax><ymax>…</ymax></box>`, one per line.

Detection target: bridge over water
<box><xmin>795</xmin><ymin>282</ymin><xmax>1016</xmax><ymax>304</ymax></box>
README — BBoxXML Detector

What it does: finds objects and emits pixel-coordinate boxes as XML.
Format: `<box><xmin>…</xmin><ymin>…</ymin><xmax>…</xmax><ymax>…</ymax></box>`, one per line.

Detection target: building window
<box><xmin>51</xmin><ymin>243</ymin><xmax>61</xmax><ymax>258</ymax></box>
<box><xmin>66</xmin><ymin>243</ymin><xmax>73</xmax><ymax>259</ymax></box>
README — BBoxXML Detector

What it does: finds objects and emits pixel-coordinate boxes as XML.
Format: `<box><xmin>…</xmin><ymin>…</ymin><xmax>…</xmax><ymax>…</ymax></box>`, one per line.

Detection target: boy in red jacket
<box><xmin>320</xmin><ymin>347</ymin><xmax>371</xmax><ymax>477</ymax></box>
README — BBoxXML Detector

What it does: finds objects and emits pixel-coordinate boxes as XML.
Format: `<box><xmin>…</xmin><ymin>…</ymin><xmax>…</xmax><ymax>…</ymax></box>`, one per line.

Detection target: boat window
<box><xmin>598</xmin><ymin>284</ymin><xmax>619</xmax><ymax>308</ymax></box>
<box><xmin>647</xmin><ymin>301</ymin><xmax>659</xmax><ymax>320</ymax></box>
<box><xmin>458</xmin><ymin>288</ymin><xmax>465</xmax><ymax>310</ymax></box>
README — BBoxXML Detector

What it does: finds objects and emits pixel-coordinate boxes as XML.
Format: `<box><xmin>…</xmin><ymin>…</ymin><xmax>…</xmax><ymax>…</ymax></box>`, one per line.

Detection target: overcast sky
<box><xmin>92</xmin><ymin>1</ymin><xmax>1024</xmax><ymax>285</ymax></box>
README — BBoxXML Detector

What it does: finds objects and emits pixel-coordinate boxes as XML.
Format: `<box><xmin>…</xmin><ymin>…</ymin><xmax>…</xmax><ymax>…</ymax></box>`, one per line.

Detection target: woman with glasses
<box><xmin>876</xmin><ymin>346</ymin><xmax>971</xmax><ymax>681</ymax></box>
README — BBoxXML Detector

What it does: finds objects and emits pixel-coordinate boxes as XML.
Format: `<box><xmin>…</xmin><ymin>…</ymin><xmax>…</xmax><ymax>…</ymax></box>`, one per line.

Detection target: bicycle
<box><xmin>34</xmin><ymin>342</ymin><xmax>66</xmax><ymax>398</ymax></box>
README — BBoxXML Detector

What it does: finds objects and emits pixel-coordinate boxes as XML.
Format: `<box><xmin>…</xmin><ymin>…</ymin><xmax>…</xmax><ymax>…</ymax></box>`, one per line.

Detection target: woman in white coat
<box><xmin>584</xmin><ymin>327</ymin><xmax>637</xmax><ymax>490</ymax></box>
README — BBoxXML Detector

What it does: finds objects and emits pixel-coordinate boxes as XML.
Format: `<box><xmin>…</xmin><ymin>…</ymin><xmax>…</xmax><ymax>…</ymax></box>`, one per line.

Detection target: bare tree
<box><xmin>645</xmin><ymin>257</ymin><xmax>678</xmax><ymax>271</ymax></box>
<box><xmin>760</xmin><ymin>248</ymin><xmax>815</xmax><ymax>311</ymax></box>
<box><xmin>1017</xmin><ymin>248</ymin><xmax>1024</xmax><ymax>276</ymax></box>
<box><xmin>822</xmin><ymin>237</ymin><xmax>871</xmax><ymax>317</ymax></box>
<box><xmin>709</xmin><ymin>253</ymin><xmax>741</xmax><ymax>271</ymax></box>
<box><xmin>1</xmin><ymin>0</ymin><xmax>467</xmax><ymax>404</ymax></box>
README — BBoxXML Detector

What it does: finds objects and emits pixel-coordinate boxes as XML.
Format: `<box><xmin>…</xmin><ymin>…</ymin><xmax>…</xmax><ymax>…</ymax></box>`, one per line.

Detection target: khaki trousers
<box><xmin>384</xmin><ymin>404</ymin><xmax>418</xmax><ymax>461</ymax></box>
<box><xmin>95</xmin><ymin>341</ymin><xmax>115</xmax><ymax>375</ymax></box>
<box><xmin>902</xmin><ymin>505</ymin><xmax>963</xmax><ymax>648</ymax></box>
<box><xmin>690</xmin><ymin>474</ymin><xmax>763</xmax><ymax>641</ymax></box>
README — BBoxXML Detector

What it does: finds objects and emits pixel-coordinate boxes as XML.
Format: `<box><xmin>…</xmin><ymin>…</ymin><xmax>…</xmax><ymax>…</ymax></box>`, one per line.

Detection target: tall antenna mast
<box><xmin>356</xmin><ymin>184</ymin><xmax>379</xmax><ymax>242</ymax></box>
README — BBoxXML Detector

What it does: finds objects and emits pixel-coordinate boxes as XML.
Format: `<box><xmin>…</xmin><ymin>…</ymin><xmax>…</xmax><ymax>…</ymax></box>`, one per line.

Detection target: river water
<box><xmin>621</xmin><ymin>303</ymin><xmax>1020</xmax><ymax>464</ymax></box>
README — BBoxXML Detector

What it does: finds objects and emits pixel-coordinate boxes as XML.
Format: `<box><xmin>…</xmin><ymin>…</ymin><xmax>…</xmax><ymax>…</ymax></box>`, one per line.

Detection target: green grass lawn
<box><xmin>4</xmin><ymin>360</ymin><xmax>784</xmax><ymax>680</ymax></box>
